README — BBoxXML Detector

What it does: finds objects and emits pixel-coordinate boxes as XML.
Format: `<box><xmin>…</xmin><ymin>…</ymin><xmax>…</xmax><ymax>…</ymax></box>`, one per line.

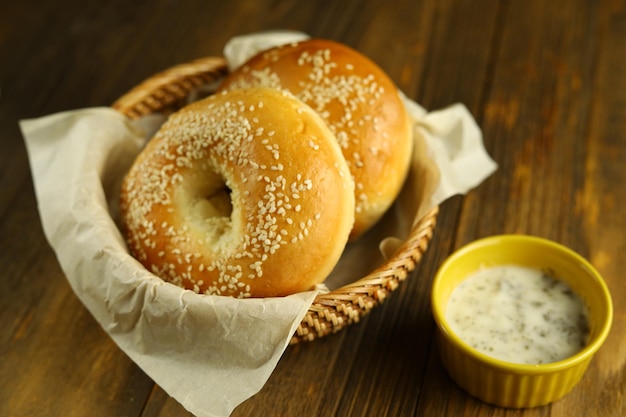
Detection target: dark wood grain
<box><xmin>1</xmin><ymin>0</ymin><xmax>624</xmax><ymax>416</ymax></box>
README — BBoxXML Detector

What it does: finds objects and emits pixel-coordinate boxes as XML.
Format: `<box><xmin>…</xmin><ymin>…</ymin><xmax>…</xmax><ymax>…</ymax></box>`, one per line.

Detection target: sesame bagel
<box><xmin>120</xmin><ymin>87</ymin><xmax>355</xmax><ymax>298</ymax></box>
<box><xmin>218</xmin><ymin>39</ymin><xmax>414</xmax><ymax>239</ymax></box>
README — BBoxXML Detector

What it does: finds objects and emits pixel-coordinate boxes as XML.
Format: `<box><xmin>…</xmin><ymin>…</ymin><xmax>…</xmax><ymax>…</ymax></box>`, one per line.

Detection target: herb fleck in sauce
<box><xmin>446</xmin><ymin>265</ymin><xmax>589</xmax><ymax>364</ymax></box>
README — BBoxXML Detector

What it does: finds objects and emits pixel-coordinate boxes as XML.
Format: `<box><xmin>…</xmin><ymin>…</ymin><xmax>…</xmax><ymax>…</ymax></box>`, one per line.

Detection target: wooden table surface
<box><xmin>2</xmin><ymin>0</ymin><xmax>625</xmax><ymax>416</ymax></box>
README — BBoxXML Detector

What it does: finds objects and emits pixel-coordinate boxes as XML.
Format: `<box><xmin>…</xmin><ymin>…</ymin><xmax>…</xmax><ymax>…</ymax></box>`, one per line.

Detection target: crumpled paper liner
<box><xmin>20</xmin><ymin>31</ymin><xmax>497</xmax><ymax>417</ymax></box>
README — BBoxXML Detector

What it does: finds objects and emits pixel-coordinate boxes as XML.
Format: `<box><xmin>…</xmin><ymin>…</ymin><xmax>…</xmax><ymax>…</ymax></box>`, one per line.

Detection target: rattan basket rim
<box><xmin>111</xmin><ymin>56</ymin><xmax>439</xmax><ymax>344</ymax></box>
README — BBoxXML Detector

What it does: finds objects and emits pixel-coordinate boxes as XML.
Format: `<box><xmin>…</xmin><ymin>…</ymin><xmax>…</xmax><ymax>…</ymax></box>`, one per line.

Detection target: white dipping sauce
<box><xmin>446</xmin><ymin>265</ymin><xmax>589</xmax><ymax>364</ymax></box>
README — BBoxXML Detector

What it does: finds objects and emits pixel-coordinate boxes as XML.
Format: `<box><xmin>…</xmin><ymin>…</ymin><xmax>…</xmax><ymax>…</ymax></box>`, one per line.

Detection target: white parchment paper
<box><xmin>20</xmin><ymin>31</ymin><xmax>496</xmax><ymax>417</ymax></box>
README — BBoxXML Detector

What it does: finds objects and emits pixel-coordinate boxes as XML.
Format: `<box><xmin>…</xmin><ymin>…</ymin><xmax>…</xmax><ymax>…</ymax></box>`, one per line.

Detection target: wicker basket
<box><xmin>112</xmin><ymin>56</ymin><xmax>439</xmax><ymax>344</ymax></box>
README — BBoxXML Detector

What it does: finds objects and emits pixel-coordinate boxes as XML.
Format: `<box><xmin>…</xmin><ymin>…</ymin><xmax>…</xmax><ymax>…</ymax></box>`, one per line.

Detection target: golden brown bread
<box><xmin>120</xmin><ymin>87</ymin><xmax>355</xmax><ymax>298</ymax></box>
<box><xmin>218</xmin><ymin>39</ymin><xmax>414</xmax><ymax>239</ymax></box>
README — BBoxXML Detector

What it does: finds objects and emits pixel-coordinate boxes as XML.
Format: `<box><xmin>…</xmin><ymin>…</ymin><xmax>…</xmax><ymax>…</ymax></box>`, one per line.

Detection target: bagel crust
<box><xmin>120</xmin><ymin>88</ymin><xmax>355</xmax><ymax>298</ymax></box>
<box><xmin>218</xmin><ymin>39</ymin><xmax>414</xmax><ymax>239</ymax></box>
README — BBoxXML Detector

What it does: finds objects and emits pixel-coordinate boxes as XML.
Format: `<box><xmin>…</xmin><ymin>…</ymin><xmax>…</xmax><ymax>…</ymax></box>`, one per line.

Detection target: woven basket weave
<box><xmin>112</xmin><ymin>56</ymin><xmax>439</xmax><ymax>344</ymax></box>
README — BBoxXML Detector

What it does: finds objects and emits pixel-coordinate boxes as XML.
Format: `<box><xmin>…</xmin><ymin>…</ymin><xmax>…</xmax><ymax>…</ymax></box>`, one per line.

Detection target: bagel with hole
<box><xmin>218</xmin><ymin>39</ymin><xmax>414</xmax><ymax>239</ymax></box>
<box><xmin>120</xmin><ymin>87</ymin><xmax>355</xmax><ymax>298</ymax></box>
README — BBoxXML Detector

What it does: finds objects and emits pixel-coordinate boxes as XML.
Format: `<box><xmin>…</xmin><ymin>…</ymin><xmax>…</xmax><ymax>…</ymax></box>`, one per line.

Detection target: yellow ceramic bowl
<box><xmin>431</xmin><ymin>234</ymin><xmax>613</xmax><ymax>408</ymax></box>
